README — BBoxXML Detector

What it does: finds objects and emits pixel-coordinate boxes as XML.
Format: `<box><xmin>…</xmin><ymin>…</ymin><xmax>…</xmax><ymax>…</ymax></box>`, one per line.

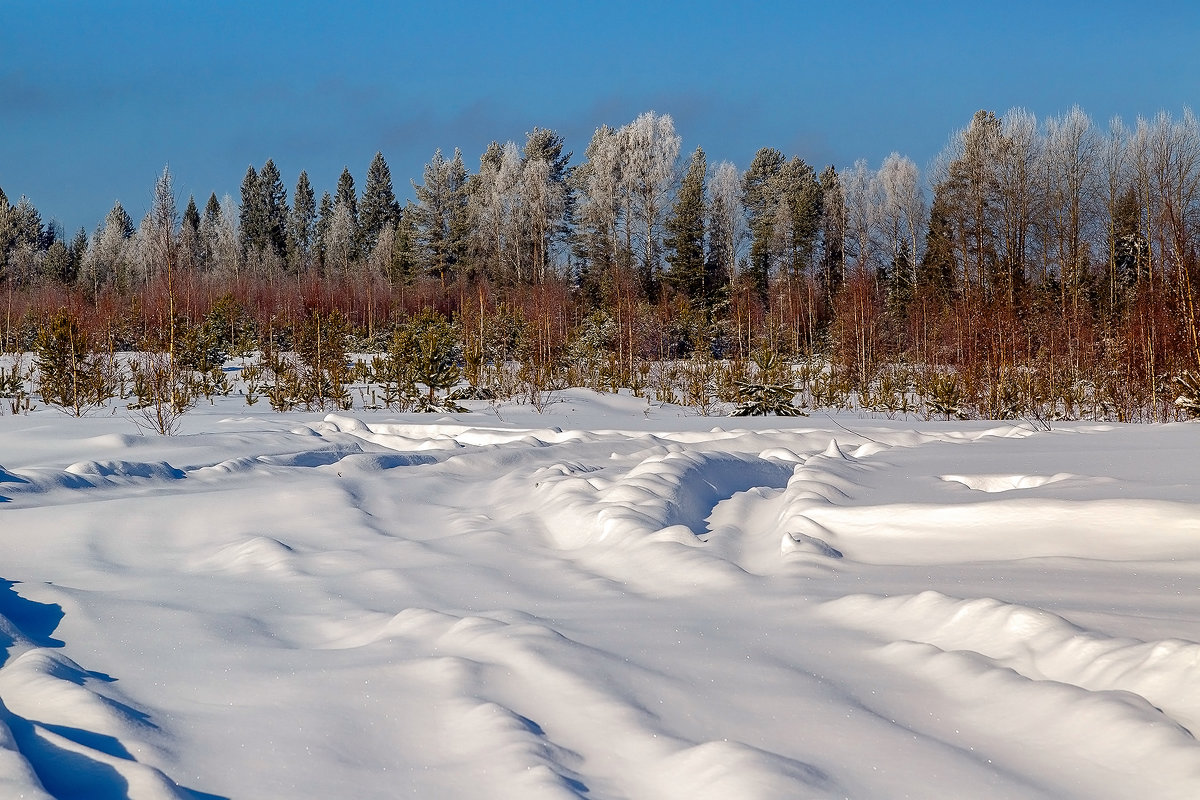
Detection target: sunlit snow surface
<box><xmin>2</xmin><ymin>389</ymin><xmax>1199</xmax><ymax>799</ymax></box>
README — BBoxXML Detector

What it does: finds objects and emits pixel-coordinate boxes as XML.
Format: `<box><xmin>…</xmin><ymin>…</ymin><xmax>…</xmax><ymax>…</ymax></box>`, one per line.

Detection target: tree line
<box><xmin>2</xmin><ymin>106</ymin><xmax>1199</xmax><ymax>422</ymax></box>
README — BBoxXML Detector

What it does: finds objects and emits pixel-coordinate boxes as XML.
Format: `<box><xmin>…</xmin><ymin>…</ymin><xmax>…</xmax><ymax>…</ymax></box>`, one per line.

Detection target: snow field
<box><xmin>0</xmin><ymin>391</ymin><xmax>1199</xmax><ymax>797</ymax></box>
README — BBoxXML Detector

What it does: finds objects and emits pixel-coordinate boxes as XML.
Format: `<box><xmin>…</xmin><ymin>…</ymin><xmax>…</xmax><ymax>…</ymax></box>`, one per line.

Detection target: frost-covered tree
<box><xmin>213</xmin><ymin>194</ymin><xmax>242</xmax><ymax>279</ymax></box>
<box><xmin>619</xmin><ymin>111</ymin><xmax>680</xmax><ymax>292</ymax></box>
<box><xmin>146</xmin><ymin>165</ymin><xmax>178</xmax><ymax>281</ymax></box>
<box><xmin>841</xmin><ymin>159</ymin><xmax>883</xmax><ymax>275</ymax></box>
<box><xmin>522</xmin><ymin>127</ymin><xmax>572</xmax><ymax>281</ymax></box>
<box><xmin>994</xmin><ymin>109</ymin><xmax>1040</xmax><ymax>306</ymax></box>
<box><xmin>467</xmin><ymin>141</ymin><xmax>525</xmax><ymax>282</ymax></box>
<box><xmin>877</xmin><ymin>153</ymin><xmax>927</xmax><ymax>307</ymax></box>
<box><xmin>1039</xmin><ymin>106</ymin><xmax>1100</xmax><ymax>305</ymax></box>
<box><xmin>412</xmin><ymin>148</ymin><xmax>469</xmax><ymax>282</ymax></box>
<box><xmin>324</xmin><ymin>200</ymin><xmax>357</xmax><ymax>278</ymax></box>
<box><xmin>706</xmin><ymin>160</ymin><xmax>745</xmax><ymax>294</ymax></box>
<box><xmin>81</xmin><ymin>201</ymin><xmax>135</xmax><ymax>295</ymax></box>
<box><xmin>572</xmin><ymin>124</ymin><xmax>625</xmax><ymax>281</ymax></box>
<box><xmin>287</xmin><ymin>171</ymin><xmax>316</xmax><ymax>273</ymax></box>
<box><xmin>198</xmin><ymin>193</ymin><xmax>221</xmax><ymax>271</ymax></box>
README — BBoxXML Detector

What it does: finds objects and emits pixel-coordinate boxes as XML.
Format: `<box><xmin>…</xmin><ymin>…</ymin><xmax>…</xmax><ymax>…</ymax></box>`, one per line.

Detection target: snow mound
<box><xmin>941</xmin><ymin>472</ymin><xmax>1075</xmax><ymax>492</ymax></box>
<box><xmin>823</xmin><ymin>590</ymin><xmax>1200</xmax><ymax>734</ymax></box>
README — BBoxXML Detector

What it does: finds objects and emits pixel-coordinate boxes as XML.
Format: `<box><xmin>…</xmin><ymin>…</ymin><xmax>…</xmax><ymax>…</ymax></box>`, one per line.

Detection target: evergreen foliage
<box><xmin>731</xmin><ymin>351</ymin><xmax>803</xmax><ymax>416</ymax></box>
<box><xmin>287</xmin><ymin>171</ymin><xmax>316</xmax><ymax>272</ymax></box>
<box><xmin>239</xmin><ymin>165</ymin><xmax>263</xmax><ymax>255</ymax></box>
<box><xmin>664</xmin><ymin>147</ymin><xmax>710</xmax><ymax>306</ymax></box>
<box><xmin>34</xmin><ymin>308</ymin><xmax>116</xmax><ymax>415</ymax></box>
<box><xmin>413</xmin><ymin>149</ymin><xmax>469</xmax><ymax>283</ymax></box>
<box><xmin>360</xmin><ymin>152</ymin><xmax>400</xmax><ymax>253</ymax></box>
<box><xmin>259</xmin><ymin>159</ymin><xmax>288</xmax><ymax>258</ymax></box>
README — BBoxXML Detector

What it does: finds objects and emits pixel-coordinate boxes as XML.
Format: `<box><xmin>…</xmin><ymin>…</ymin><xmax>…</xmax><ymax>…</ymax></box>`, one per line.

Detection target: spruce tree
<box><xmin>335</xmin><ymin>168</ymin><xmax>358</xmax><ymax>221</ymax></box>
<box><xmin>183</xmin><ymin>196</ymin><xmax>201</xmax><ymax>233</ymax></box>
<box><xmin>918</xmin><ymin>182</ymin><xmax>957</xmax><ymax>300</ymax></box>
<box><xmin>390</xmin><ymin>201</ymin><xmax>419</xmax><ymax>284</ymax></box>
<box><xmin>239</xmin><ymin>165</ymin><xmax>265</xmax><ymax>255</ymax></box>
<box><xmin>288</xmin><ymin>171</ymin><xmax>316</xmax><ymax>273</ymax></box>
<box><xmin>334</xmin><ymin>168</ymin><xmax>360</xmax><ymax>259</ymax></box>
<box><xmin>818</xmin><ymin>165</ymin><xmax>846</xmax><ymax>302</ymax></box>
<box><xmin>181</xmin><ymin>195</ymin><xmax>202</xmax><ymax>273</ymax></box>
<box><xmin>360</xmin><ymin>152</ymin><xmax>400</xmax><ymax>253</ymax></box>
<box><xmin>664</xmin><ymin>146</ymin><xmax>709</xmax><ymax>306</ymax></box>
<box><xmin>259</xmin><ymin>159</ymin><xmax>288</xmax><ymax>258</ymax></box>
<box><xmin>1109</xmin><ymin>185</ymin><xmax>1145</xmax><ymax>293</ymax></box>
<box><xmin>203</xmin><ymin>193</ymin><xmax>221</xmax><ymax>226</ymax></box>
<box><xmin>315</xmin><ymin>191</ymin><xmax>334</xmax><ymax>269</ymax></box>
<box><xmin>43</xmin><ymin>240</ymin><xmax>72</xmax><ymax>284</ymax></box>
<box><xmin>106</xmin><ymin>201</ymin><xmax>135</xmax><ymax>238</ymax></box>
<box><xmin>200</xmin><ymin>194</ymin><xmax>222</xmax><ymax>271</ymax></box>
<box><xmin>68</xmin><ymin>228</ymin><xmax>87</xmax><ymax>283</ymax></box>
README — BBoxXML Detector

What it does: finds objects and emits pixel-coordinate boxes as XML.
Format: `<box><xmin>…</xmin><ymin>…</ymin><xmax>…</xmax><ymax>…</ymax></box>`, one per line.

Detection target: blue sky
<box><xmin>4</xmin><ymin>0</ymin><xmax>1198</xmax><ymax>234</ymax></box>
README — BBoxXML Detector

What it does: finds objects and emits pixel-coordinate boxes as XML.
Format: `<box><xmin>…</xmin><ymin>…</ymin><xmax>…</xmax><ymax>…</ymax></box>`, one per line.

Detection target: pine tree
<box><xmin>664</xmin><ymin>146</ymin><xmax>709</xmax><ymax>306</ymax></box>
<box><xmin>742</xmin><ymin>147</ymin><xmax>786</xmax><ymax>297</ymax></box>
<box><xmin>360</xmin><ymin>152</ymin><xmax>400</xmax><ymax>253</ymax></box>
<box><xmin>775</xmin><ymin>156</ymin><xmax>822</xmax><ymax>279</ymax></box>
<box><xmin>941</xmin><ymin>110</ymin><xmax>1002</xmax><ymax>295</ymax></box>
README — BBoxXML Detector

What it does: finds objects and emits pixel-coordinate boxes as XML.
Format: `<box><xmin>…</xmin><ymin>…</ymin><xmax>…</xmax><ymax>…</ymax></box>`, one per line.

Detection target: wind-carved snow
<box><xmin>821</xmin><ymin>591</ymin><xmax>1200</xmax><ymax>798</ymax></box>
<box><xmin>941</xmin><ymin>472</ymin><xmax>1075</xmax><ymax>492</ymax></box>
<box><xmin>1</xmin><ymin>391</ymin><xmax>1199</xmax><ymax>798</ymax></box>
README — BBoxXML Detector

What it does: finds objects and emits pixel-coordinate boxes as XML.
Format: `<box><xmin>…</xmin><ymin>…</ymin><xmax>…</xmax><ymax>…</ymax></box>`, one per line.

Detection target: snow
<box><xmin>1</xmin><ymin>387</ymin><xmax>1199</xmax><ymax>799</ymax></box>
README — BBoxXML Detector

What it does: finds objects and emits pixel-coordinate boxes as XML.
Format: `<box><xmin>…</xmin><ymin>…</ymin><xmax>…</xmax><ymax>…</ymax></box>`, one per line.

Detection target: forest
<box><xmin>2</xmin><ymin>106</ymin><xmax>1200</xmax><ymax>425</ymax></box>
